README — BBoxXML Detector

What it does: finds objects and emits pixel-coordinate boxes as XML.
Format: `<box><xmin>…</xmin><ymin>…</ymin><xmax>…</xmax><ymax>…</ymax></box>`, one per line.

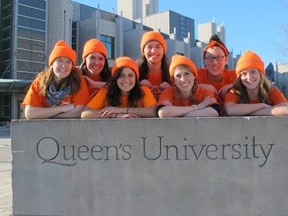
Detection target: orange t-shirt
<box><xmin>158</xmin><ymin>86</ymin><xmax>218</xmax><ymax>107</ymax></box>
<box><xmin>87</xmin><ymin>86</ymin><xmax>157</xmax><ymax>110</ymax></box>
<box><xmin>147</xmin><ymin>72</ymin><xmax>162</xmax><ymax>86</ymax></box>
<box><xmin>23</xmin><ymin>75</ymin><xmax>90</xmax><ymax>107</ymax></box>
<box><xmin>84</xmin><ymin>75</ymin><xmax>103</xmax><ymax>98</ymax></box>
<box><xmin>224</xmin><ymin>86</ymin><xmax>287</xmax><ymax>105</ymax></box>
<box><xmin>197</xmin><ymin>68</ymin><xmax>236</xmax><ymax>91</ymax></box>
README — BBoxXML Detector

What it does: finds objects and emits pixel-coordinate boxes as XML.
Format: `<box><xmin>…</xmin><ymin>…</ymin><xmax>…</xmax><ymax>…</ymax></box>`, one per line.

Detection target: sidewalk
<box><xmin>0</xmin><ymin>124</ymin><xmax>12</xmax><ymax>216</ymax></box>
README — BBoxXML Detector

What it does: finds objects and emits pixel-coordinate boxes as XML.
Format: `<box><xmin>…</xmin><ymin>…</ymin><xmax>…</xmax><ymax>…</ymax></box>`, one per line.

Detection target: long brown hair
<box><xmin>230</xmin><ymin>72</ymin><xmax>271</xmax><ymax>104</ymax></box>
<box><xmin>38</xmin><ymin>67</ymin><xmax>82</xmax><ymax>96</ymax></box>
<box><xmin>136</xmin><ymin>54</ymin><xmax>172</xmax><ymax>85</ymax></box>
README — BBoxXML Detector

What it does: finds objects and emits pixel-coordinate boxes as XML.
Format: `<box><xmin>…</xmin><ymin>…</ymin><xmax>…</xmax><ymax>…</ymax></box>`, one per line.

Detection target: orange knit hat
<box><xmin>49</xmin><ymin>40</ymin><xmax>76</xmax><ymax>68</ymax></box>
<box><xmin>169</xmin><ymin>55</ymin><xmax>198</xmax><ymax>78</ymax></box>
<box><xmin>112</xmin><ymin>57</ymin><xmax>139</xmax><ymax>78</ymax></box>
<box><xmin>236</xmin><ymin>50</ymin><xmax>265</xmax><ymax>76</ymax></box>
<box><xmin>140</xmin><ymin>31</ymin><xmax>167</xmax><ymax>53</ymax></box>
<box><xmin>82</xmin><ymin>38</ymin><xmax>108</xmax><ymax>59</ymax></box>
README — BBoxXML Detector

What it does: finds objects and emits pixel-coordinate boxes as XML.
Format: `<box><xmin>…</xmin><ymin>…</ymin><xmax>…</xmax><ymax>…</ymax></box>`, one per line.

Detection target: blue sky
<box><xmin>74</xmin><ymin>0</ymin><xmax>288</xmax><ymax>67</ymax></box>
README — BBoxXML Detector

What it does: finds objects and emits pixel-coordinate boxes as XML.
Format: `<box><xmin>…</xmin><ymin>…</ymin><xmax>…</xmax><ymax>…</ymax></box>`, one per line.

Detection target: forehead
<box><xmin>87</xmin><ymin>52</ymin><xmax>105</xmax><ymax>58</ymax></box>
<box><xmin>121</xmin><ymin>67</ymin><xmax>135</xmax><ymax>74</ymax></box>
<box><xmin>241</xmin><ymin>68</ymin><xmax>260</xmax><ymax>74</ymax></box>
<box><xmin>205</xmin><ymin>46</ymin><xmax>225</xmax><ymax>56</ymax></box>
<box><xmin>174</xmin><ymin>66</ymin><xmax>192</xmax><ymax>75</ymax></box>
<box><xmin>145</xmin><ymin>40</ymin><xmax>162</xmax><ymax>47</ymax></box>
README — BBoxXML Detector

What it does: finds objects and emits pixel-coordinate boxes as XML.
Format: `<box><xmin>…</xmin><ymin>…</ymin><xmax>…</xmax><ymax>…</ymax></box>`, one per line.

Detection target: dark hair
<box><xmin>79</xmin><ymin>58</ymin><xmax>111</xmax><ymax>81</ymax></box>
<box><xmin>203</xmin><ymin>34</ymin><xmax>229</xmax><ymax>58</ymax></box>
<box><xmin>106</xmin><ymin>68</ymin><xmax>144</xmax><ymax>107</ymax></box>
<box><xmin>230</xmin><ymin>72</ymin><xmax>271</xmax><ymax>104</ymax></box>
<box><xmin>136</xmin><ymin>54</ymin><xmax>172</xmax><ymax>85</ymax></box>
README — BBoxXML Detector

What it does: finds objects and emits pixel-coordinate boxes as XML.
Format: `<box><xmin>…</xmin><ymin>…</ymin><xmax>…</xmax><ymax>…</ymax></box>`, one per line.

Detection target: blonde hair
<box><xmin>230</xmin><ymin>72</ymin><xmax>271</xmax><ymax>104</ymax></box>
<box><xmin>38</xmin><ymin>67</ymin><xmax>82</xmax><ymax>96</ymax></box>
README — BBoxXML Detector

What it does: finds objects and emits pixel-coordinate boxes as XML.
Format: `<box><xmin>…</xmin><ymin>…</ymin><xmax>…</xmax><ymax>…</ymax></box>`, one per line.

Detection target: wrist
<box><xmin>191</xmin><ymin>105</ymin><xmax>198</xmax><ymax>111</ymax></box>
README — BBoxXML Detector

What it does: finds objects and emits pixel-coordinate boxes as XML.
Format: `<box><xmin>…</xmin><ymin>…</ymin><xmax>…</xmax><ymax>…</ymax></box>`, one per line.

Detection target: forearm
<box><xmin>251</xmin><ymin>105</ymin><xmax>288</xmax><ymax>116</ymax></box>
<box><xmin>53</xmin><ymin>105</ymin><xmax>84</xmax><ymax>119</ymax></box>
<box><xmin>158</xmin><ymin>106</ymin><xmax>195</xmax><ymax>118</ymax></box>
<box><xmin>25</xmin><ymin>105</ymin><xmax>65</xmax><ymax>119</ymax></box>
<box><xmin>126</xmin><ymin>106</ymin><xmax>157</xmax><ymax>118</ymax></box>
<box><xmin>81</xmin><ymin>108</ymin><xmax>103</xmax><ymax>119</ymax></box>
<box><xmin>224</xmin><ymin>103</ymin><xmax>267</xmax><ymax>116</ymax></box>
<box><xmin>184</xmin><ymin>107</ymin><xmax>219</xmax><ymax>117</ymax></box>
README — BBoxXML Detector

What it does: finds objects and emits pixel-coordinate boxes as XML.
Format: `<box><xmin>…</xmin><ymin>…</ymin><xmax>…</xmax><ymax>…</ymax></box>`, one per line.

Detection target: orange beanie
<box><xmin>82</xmin><ymin>38</ymin><xmax>108</xmax><ymax>59</ymax></box>
<box><xmin>236</xmin><ymin>50</ymin><xmax>265</xmax><ymax>76</ymax></box>
<box><xmin>140</xmin><ymin>31</ymin><xmax>167</xmax><ymax>53</ymax></box>
<box><xmin>112</xmin><ymin>57</ymin><xmax>139</xmax><ymax>78</ymax></box>
<box><xmin>169</xmin><ymin>55</ymin><xmax>198</xmax><ymax>78</ymax></box>
<box><xmin>49</xmin><ymin>40</ymin><xmax>76</xmax><ymax>68</ymax></box>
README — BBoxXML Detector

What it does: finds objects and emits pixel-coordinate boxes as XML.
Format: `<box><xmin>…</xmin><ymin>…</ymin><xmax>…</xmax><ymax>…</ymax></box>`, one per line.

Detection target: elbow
<box><xmin>81</xmin><ymin>111</ymin><xmax>89</xmax><ymax>119</ymax></box>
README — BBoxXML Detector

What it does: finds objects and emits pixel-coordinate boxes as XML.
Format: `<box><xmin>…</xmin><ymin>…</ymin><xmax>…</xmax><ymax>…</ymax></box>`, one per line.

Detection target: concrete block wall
<box><xmin>11</xmin><ymin>117</ymin><xmax>288</xmax><ymax>216</ymax></box>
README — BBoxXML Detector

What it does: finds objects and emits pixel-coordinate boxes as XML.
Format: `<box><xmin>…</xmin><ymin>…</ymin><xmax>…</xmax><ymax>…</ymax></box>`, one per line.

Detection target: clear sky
<box><xmin>74</xmin><ymin>0</ymin><xmax>288</xmax><ymax>67</ymax></box>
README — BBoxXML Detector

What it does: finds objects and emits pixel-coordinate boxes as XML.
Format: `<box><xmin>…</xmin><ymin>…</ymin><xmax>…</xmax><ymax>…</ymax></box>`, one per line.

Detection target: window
<box><xmin>100</xmin><ymin>35</ymin><xmax>115</xmax><ymax>59</ymax></box>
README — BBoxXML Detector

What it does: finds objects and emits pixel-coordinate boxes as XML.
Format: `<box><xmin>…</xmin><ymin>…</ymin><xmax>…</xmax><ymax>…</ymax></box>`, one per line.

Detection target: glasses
<box><xmin>205</xmin><ymin>56</ymin><xmax>225</xmax><ymax>63</ymax></box>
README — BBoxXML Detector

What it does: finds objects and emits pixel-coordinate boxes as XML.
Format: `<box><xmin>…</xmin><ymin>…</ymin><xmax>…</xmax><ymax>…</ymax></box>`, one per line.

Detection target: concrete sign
<box><xmin>11</xmin><ymin>117</ymin><xmax>288</xmax><ymax>216</ymax></box>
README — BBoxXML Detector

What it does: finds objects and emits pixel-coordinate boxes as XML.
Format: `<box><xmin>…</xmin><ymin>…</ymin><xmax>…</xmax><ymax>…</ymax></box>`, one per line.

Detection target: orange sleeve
<box><xmin>22</xmin><ymin>76</ymin><xmax>47</xmax><ymax>107</ymax></box>
<box><xmin>141</xmin><ymin>86</ymin><xmax>157</xmax><ymax>107</ymax></box>
<box><xmin>86</xmin><ymin>88</ymin><xmax>108</xmax><ymax>110</ymax></box>
<box><xmin>268</xmin><ymin>87</ymin><xmax>287</xmax><ymax>105</ymax></box>
<box><xmin>224</xmin><ymin>91</ymin><xmax>239</xmax><ymax>104</ymax></box>
<box><xmin>195</xmin><ymin>87</ymin><xmax>219</xmax><ymax>106</ymax></box>
<box><xmin>157</xmin><ymin>87</ymin><xmax>175</xmax><ymax>106</ymax></box>
<box><xmin>147</xmin><ymin>72</ymin><xmax>162</xmax><ymax>86</ymax></box>
<box><xmin>70</xmin><ymin>76</ymin><xmax>90</xmax><ymax>106</ymax></box>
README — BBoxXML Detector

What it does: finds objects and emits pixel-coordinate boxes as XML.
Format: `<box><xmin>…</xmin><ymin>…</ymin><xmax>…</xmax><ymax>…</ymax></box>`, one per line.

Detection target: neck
<box><xmin>87</xmin><ymin>72</ymin><xmax>101</xmax><ymax>80</ymax></box>
<box><xmin>247</xmin><ymin>88</ymin><xmax>259</xmax><ymax>100</ymax></box>
<box><xmin>148</xmin><ymin>61</ymin><xmax>162</xmax><ymax>73</ymax></box>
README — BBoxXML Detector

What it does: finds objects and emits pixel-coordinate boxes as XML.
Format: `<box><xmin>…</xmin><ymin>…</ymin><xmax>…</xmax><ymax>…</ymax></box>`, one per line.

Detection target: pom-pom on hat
<box><xmin>236</xmin><ymin>50</ymin><xmax>265</xmax><ymax>76</ymax></box>
<box><xmin>49</xmin><ymin>40</ymin><xmax>76</xmax><ymax>68</ymax></box>
<box><xmin>169</xmin><ymin>55</ymin><xmax>198</xmax><ymax>78</ymax></box>
<box><xmin>82</xmin><ymin>38</ymin><xmax>108</xmax><ymax>59</ymax></box>
<box><xmin>140</xmin><ymin>31</ymin><xmax>167</xmax><ymax>53</ymax></box>
<box><xmin>112</xmin><ymin>57</ymin><xmax>139</xmax><ymax>79</ymax></box>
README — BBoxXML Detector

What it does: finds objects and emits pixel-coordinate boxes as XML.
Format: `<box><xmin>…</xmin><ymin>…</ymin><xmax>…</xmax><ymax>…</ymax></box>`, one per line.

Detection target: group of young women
<box><xmin>22</xmin><ymin>31</ymin><xmax>288</xmax><ymax>119</ymax></box>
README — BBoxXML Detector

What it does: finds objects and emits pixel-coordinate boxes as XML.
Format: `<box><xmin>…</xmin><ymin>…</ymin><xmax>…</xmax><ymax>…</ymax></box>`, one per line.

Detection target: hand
<box><xmin>218</xmin><ymin>84</ymin><xmax>233</xmax><ymax>99</ymax></box>
<box><xmin>139</xmin><ymin>79</ymin><xmax>154</xmax><ymax>89</ymax></box>
<box><xmin>198</xmin><ymin>84</ymin><xmax>218</xmax><ymax>96</ymax></box>
<box><xmin>83</xmin><ymin>76</ymin><xmax>97</xmax><ymax>88</ymax></box>
<box><xmin>98</xmin><ymin>106</ymin><xmax>120</xmax><ymax>118</ymax></box>
<box><xmin>159</xmin><ymin>82</ymin><xmax>171</xmax><ymax>91</ymax></box>
<box><xmin>197</xmin><ymin>96</ymin><xmax>217</xmax><ymax>110</ymax></box>
<box><xmin>60</xmin><ymin>103</ymin><xmax>75</xmax><ymax>112</ymax></box>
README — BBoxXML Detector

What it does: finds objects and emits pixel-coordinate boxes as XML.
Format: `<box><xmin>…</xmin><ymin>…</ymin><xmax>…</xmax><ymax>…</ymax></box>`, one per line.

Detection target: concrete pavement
<box><xmin>0</xmin><ymin>124</ymin><xmax>12</xmax><ymax>216</ymax></box>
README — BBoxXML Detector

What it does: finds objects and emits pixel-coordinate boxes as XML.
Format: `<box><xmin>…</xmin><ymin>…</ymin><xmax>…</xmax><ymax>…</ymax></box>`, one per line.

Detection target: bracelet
<box><xmin>115</xmin><ymin>113</ymin><xmax>118</xmax><ymax>118</ymax></box>
<box><xmin>126</xmin><ymin>108</ymin><xmax>129</xmax><ymax>114</ymax></box>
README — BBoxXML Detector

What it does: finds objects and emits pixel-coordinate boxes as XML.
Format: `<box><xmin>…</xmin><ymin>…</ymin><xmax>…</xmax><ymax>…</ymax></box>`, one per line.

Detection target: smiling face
<box><xmin>85</xmin><ymin>52</ymin><xmax>105</xmax><ymax>78</ymax></box>
<box><xmin>240</xmin><ymin>68</ymin><xmax>261</xmax><ymax>90</ymax></box>
<box><xmin>143</xmin><ymin>40</ymin><xmax>164</xmax><ymax>65</ymax></box>
<box><xmin>204</xmin><ymin>46</ymin><xmax>228</xmax><ymax>78</ymax></box>
<box><xmin>116</xmin><ymin>67</ymin><xmax>137</xmax><ymax>95</ymax></box>
<box><xmin>52</xmin><ymin>57</ymin><xmax>73</xmax><ymax>83</ymax></box>
<box><xmin>173</xmin><ymin>66</ymin><xmax>195</xmax><ymax>97</ymax></box>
